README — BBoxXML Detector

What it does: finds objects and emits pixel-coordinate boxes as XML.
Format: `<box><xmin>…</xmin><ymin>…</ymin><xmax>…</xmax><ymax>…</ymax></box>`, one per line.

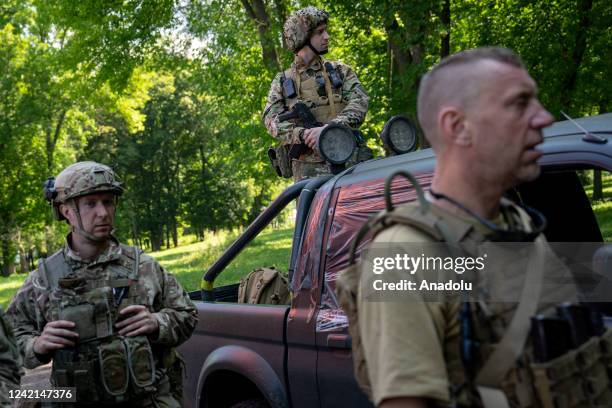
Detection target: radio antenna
<box><xmin>560</xmin><ymin>111</ymin><xmax>607</xmax><ymax>144</ymax></box>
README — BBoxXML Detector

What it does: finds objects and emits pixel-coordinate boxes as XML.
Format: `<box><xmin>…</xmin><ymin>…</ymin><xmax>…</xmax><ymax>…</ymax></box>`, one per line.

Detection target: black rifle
<box><xmin>277</xmin><ymin>102</ymin><xmax>322</xmax><ymax>159</ymax></box>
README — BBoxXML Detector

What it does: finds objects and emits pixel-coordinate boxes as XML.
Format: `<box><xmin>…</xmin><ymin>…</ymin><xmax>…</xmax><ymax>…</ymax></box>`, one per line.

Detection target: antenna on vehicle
<box><xmin>560</xmin><ymin>111</ymin><xmax>607</xmax><ymax>144</ymax></box>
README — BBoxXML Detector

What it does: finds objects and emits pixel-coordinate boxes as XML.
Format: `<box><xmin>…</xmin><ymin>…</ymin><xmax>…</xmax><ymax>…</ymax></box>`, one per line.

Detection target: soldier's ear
<box><xmin>59</xmin><ymin>204</ymin><xmax>72</xmax><ymax>222</ymax></box>
<box><xmin>439</xmin><ymin>107</ymin><xmax>472</xmax><ymax>147</ymax></box>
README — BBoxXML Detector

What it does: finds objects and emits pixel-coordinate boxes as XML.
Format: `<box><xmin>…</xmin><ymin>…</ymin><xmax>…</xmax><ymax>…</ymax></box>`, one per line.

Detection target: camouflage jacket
<box><xmin>7</xmin><ymin>235</ymin><xmax>197</xmax><ymax>370</ymax></box>
<box><xmin>0</xmin><ymin>307</ymin><xmax>22</xmax><ymax>406</ymax></box>
<box><xmin>263</xmin><ymin>55</ymin><xmax>369</xmax><ymax>146</ymax></box>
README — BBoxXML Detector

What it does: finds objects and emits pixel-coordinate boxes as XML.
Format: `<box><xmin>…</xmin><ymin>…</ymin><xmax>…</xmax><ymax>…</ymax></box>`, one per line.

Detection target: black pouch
<box><xmin>268</xmin><ymin>147</ymin><xmax>282</xmax><ymax>177</ymax></box>
<box><xmin>269</xmin><ymin>145</ymin><xmax>293</xmax><ymax>178</ymax></box>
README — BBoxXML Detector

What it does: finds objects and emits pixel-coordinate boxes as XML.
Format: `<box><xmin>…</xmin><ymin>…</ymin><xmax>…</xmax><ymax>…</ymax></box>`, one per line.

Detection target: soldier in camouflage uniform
<box><xmin>0</xmin><ymin>307</ymin><xmax>23</xmax><ymax>407</ymax></box>
<box><xmin>7</xmin><ymin>161</ymin><xmax>197</xmax><ymax>407</ymax></box>
<box><xmin>263</xmin><ymin>6</ymin><xmax>370</xmax><ymax>181</ymax></box>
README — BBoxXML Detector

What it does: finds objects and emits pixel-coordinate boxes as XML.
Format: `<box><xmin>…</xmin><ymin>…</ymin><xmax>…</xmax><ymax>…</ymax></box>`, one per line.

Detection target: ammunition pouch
<box><xmin>530</xmin><ymin>329</ymin><xmax>612</xmax><ymax>408</ymax></box>
<box><xmin>98</xmin><ymin>339</ymin><xmax>130</xmax><ymax>399</ymax></box>
<box><xmin>125</xmin><ymin>336</ymin><xmax>156</xmax><ymax>393</ymax></box>
<box><xmin>268</xmin><ymin>145</ymin><xmax>293</xmax><ymax>178</ymax></box>
<box><xmin>52</xmin><ymin>336</ymin><xmax>156</xmax><ymax>403</ymax></box>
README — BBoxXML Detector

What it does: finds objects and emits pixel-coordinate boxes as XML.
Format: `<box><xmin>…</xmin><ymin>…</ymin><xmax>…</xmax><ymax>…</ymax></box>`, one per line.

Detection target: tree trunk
<box><xmin>440</xmin><ymin>0</ymin><xmax>450</xmax><ymax>58</ymax></box>
<box><xmin>273</xmin><ymin>0</ymin><xmax>288</xmax><ymax>50</ymax></box>
<box><xmin>151</xmin><ymin>231</ymin><xmax>162</xmax><ymax>252</ymax></box>
<box><xmin>165</xmin><ymin>225</ymin><xmax>170</xmax><ymax>249</ymax></box>
<box><xmin>560</xmin><ymin>0</ymin><xmax>593</xmax><ymax>111</ymax></box>
<box><xmin>1</xmin><ymin>237</ymin><xmax>14</xmax><ymax>277</ymax></box>
<box><xmin>17</xmin><ymin>232</ymin><xmax>28</xmax><ymax>273</ymax></box>
<box><xmin>384</xmin><ymin>13</ymin><xmax>409</xmax><ymax>79</ymax></box>
<box><xmin>593</xmin><ymin>169</ymin><xmax>603</xmax><ymax>201</ymax></box>
<box><xmin>172</xmin><ymin>221</ymin><xmax>178</xmax><ymax>248</ymax></box>
<box><xmin>241</xmin><ymin>0</ymin><xmax>281</xmax><ymax>74</ymax></box>
<box><xmin>45</xmin><ymin>110</ymin><xmax>67</xmax><ymax>173</ymax></box>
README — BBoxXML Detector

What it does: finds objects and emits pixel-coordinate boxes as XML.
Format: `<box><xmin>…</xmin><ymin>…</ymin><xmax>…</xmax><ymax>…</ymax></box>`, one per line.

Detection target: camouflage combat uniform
<box><xmin>7</xmin><ymin>161</ymin><xmax>197</xmax><ymax>407</ymax></box>
<box><xmin>7</xmin><ymin>237</ymin><xmax>197</xmax><ymax>407</ymax></box>
<box><xmin>263</xmin><ymin>7</ymin><xmax>369</xmax><ymax>181</ymax></box>
<box><xmin>0</xmin><ymin>307</ymin><xmax>23</xmax><ymax>407</ymax></box>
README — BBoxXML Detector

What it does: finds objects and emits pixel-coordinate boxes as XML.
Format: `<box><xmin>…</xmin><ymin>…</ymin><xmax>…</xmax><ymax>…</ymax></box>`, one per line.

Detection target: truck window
<box><xmin>208</xmin><ymin>202</ymin><xmax>296</xmax><ymax>304</ymax></box>
<box><xmin>318</xmin><ymin>168</ymin><xmax>609</xmax><ymax>332</ymax></box>
<box><xmin>584</xmin><ymin>170</ymin><xmax>612</xmax><ymax>242</ymax></box>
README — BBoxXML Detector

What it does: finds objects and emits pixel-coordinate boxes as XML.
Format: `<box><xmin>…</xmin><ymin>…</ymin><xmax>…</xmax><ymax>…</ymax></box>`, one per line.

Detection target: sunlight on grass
<box><xmin>3</xmin><ymin>171</ymin><xmax>611</xmax><ymax>309</ymax></box>
<box><xmin>0</xmin><ymin>226</ymin><xmax>294</xmax><ymax>309</ymax></box>
<box><xmin>584</xmin><ymin>171</ymin><xmax>612</xmax><ymax>242</ymax></box>
<box><xmin>0</xmin><ymin>274</ymin><xmax>29</xmax><ymax>309</ymax></box>
<box><xmin>151</xmin><ymin>226</ymin><xmax>294</xmax><ymax>291</ymax></box>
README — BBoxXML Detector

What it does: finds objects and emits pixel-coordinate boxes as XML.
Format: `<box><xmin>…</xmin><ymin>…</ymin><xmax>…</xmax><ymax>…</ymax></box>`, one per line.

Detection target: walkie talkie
<box><xmin>324</xmin><ymin>62</ymin><xmax>343</xmax><ymax>89</ymax></box>
<box><xmin>282</xmin><ymin>76</ymin><xmax>297</xmax><ymax>99</ymax></box>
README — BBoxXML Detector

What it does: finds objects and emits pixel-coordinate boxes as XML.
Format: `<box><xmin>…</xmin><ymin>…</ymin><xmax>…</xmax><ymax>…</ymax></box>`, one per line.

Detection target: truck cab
<box><xmin>180</xmin><ymin>113</ymin><xmax>612</xmax><ymax>408</ymax></box>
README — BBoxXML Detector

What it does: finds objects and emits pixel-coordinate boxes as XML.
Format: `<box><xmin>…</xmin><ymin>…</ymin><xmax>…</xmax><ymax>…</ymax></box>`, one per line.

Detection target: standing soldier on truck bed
<box><xmin>263</xmin><ymin>6</ymin><xmax>370</xmax><ymax>181</ymax></box>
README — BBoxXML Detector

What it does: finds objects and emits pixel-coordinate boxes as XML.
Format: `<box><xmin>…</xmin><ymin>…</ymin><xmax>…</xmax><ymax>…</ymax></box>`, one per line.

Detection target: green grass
<box><xmin>3</xmin><ymin>171</ymin><xmax>612</xmax><ymax>308</ymax></box>
<box><xmin>0</xmin><ymin>274</ymin><xmax>31</xmax><ymax>311</ymax></box>
<box><xmin>0</xmin><ymin>226</ymin><xmax>294</xmax><ymax>309</ymax></box>
<box><xmin>584</xmin><ymin>171</ymin><xmax>612</xmax><ymax>241</ymax></box>
<box><xmin>150</xmin><ymin>226</ymin><xmax>293</xmax><ymax>290</ymax></box>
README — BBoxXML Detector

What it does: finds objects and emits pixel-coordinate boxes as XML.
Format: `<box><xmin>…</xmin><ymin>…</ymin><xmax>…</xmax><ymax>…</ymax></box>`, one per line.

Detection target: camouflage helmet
<box><xmin>283</xmin><ymin>7</ymin><xmax>329</xmax><ymax>53</ymax></box>
<box><xmin>44</xmin><ymin>161</ymin><xmax>123</xmax><ymax>221</ymax></box>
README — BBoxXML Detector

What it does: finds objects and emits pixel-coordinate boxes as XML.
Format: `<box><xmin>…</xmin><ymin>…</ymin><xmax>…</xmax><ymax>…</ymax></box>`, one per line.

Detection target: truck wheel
<box><xmin>229</xmin><ymin>398</ymin><xmax>270</xmax><ymax>408</ymax></box>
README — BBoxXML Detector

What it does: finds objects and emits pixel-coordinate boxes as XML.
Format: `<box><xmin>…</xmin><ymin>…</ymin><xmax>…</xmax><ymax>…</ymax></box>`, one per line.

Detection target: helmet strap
<box><xmin>306</xmin><ymin>40</ymin><xmax>328</xmax><ymax>55</ymax></box>
<box><xmin>69</xmin><ymin>199</ymin><xmax>108</xmax><ymax>243</ymax></box>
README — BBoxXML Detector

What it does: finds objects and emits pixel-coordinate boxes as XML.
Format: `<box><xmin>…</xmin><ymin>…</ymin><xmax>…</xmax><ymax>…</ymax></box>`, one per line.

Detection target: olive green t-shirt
<box><xmin>358</xmin><ymin>218</ymin><xmax>456</xmax><ymax>406</ymax></box>
<box><xmin>357</xmin><ymin>201</ymin><xmax>576</xmax><ymax>407</ymax></box>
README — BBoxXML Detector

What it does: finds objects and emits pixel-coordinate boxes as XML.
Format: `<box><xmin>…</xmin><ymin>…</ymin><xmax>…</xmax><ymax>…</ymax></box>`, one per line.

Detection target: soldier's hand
<box><xmin>304</xmin><ymin>126</ymin><xmax>325</xmax><ymax>149</ymax></box>
<box><xmin>116</xmin><ymin>305</ymin><xmax>159</xmax><ymax>337</ymax></box>
<box><xmin>33</xmin><ymin>320</ymin><xmax>79</xmax><ymax>355</ymax></box>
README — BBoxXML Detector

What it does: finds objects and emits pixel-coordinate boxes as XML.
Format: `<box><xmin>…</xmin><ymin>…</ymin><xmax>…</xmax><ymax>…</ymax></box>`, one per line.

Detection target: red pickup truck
<box><xmin>180</xmin><ymin>113</ymin><xmax>612</xmax><ymax>408</ymax></box>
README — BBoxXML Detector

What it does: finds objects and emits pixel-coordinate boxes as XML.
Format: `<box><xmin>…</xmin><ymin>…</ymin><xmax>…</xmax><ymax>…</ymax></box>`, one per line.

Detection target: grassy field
<box><xmin>2</xmin><ymin>171</ymin><xmax>612</xmax><ymax>309</ymax></box>
<box><xmin>149</xmin><ymin>226</ymin><xmax>293</xmax><ymax>291</ymax></box>
<box><xmin>0</xmin><ymin>226</ymin><xmax>293</xmax><ymax>309</ymax></box>
<box><xmin>584</xmin><ymin>172</ymin><xmax>612</xmax><ymax>241</ymax></box>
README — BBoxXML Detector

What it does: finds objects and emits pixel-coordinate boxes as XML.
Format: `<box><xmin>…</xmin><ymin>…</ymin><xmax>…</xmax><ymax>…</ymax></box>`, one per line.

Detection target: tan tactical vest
<box><xmin>40</xmin><ymin>246</ymin><xmax>158</xmax><ymax>404</ymax></box>
<box><xmin>285</xmin><ymin>58</ymin><xmax>348</xmax><ymax>125</ymax></box>
<box><xmin>336</xmin><ymin>172</ymin><xmax>612</xmax><ymax>408</ymax></box>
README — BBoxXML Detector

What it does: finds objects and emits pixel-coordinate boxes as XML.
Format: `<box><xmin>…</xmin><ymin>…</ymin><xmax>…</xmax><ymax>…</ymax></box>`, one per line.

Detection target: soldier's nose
<box><xmin>95</xmin><ymin>202</ymin><xmax>109</xmax><ymax>217</ymax></box>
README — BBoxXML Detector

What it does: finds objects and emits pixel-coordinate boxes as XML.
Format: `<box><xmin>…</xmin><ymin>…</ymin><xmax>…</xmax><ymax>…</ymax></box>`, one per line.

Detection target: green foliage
<box><xmin>1</xmin><ymin>0</ymin><xmax>612</xmax><ymax>274</ymax></box>
<box><xmin>0</xmin><ymin>225</ymin><xmax>294</xmax><ymax>308</ymax></box>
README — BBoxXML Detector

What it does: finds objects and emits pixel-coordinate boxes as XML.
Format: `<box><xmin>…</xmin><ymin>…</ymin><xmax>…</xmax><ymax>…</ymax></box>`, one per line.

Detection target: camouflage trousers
<box><xmin>292</xmin><ymin>159</ymin><xmax>330</xmax><ymax>182</ymax></box>
<box><xmin>292</xmin><ymin>144</ymin><xmax>374</xmax><ymax>182</ymax></box>
<box><xmin>35</xmin><ymin>375</ymin><xmax>181</xmax><ymax>408</ymax></box>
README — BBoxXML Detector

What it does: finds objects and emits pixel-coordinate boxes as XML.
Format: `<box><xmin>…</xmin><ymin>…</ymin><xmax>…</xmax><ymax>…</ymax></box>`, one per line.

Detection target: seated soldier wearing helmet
<box><xmin>263</xmin><ymin>6</ymin><xmax>370</xmax><ymax>181</ymax></box>
<box><xmin>7</xmin><ymin>161</ymin><xmax>197</xmax><ymax>407</ymax></box>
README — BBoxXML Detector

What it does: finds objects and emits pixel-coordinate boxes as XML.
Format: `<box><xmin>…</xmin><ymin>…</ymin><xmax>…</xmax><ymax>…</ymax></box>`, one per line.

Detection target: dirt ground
<box><xmin>15</xmin><ymin>365</ymin><xmax>51</xmax><ymax>408</ymax></box>
<box><xmin>21</xmin><ymin>364</ymin><xmax>51</xmax><ymax>389</ymax></box>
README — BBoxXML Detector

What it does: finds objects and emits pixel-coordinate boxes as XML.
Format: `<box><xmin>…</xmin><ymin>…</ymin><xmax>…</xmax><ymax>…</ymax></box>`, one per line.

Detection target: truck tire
<box><xmin>229</xmin><ymin>398</ymin><xmax>270</xmax><ymax>408</ymax></box>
